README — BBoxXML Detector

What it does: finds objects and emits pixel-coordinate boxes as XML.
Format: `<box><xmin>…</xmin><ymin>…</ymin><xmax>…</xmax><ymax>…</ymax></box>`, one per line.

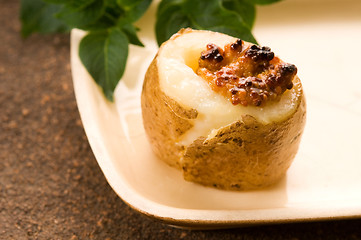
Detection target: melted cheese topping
<box><xmin>157</xmin><ymin>29</ymin><xmax>302</xmax><ymax>145</ymax></box>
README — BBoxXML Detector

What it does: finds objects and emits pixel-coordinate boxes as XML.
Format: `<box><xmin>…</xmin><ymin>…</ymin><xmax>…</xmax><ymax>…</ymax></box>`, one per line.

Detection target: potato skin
<box><xmin>182</xmin><ymin>92</ymin><xmax>306</xmax><ymax>190</ymax></box>
<box><xmin>141</xmin><ymin>58</ymin><xmax>198</xmax><ymax>168</ymax></box>
<box><xmin>141</xmin><ymin>31</ymin><xmax>306</xmax><ymax>190</ymax></box>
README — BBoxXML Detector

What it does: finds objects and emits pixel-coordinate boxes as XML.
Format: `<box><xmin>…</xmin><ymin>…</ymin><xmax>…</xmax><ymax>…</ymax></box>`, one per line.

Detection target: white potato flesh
<box><xmin>157</xmin><ymin>30</ymin><xmax>302</xmax><ymax>145</ymax></box>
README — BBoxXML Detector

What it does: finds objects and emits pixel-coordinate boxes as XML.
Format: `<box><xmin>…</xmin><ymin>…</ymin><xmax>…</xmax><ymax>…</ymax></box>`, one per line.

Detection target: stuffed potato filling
<box><xmin>196</xmin><ymin>39</ymin><xmax>297</xmax><ymax>107</ymax></box>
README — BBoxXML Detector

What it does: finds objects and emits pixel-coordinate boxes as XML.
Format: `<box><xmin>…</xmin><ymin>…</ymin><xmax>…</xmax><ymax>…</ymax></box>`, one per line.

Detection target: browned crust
<box><xmin>182</xmin><ymin>89</ymin><xmax>306</xmax><ymax>190</ymax></box>
<box><xmin>141</xmin><ymin>57</ymin><xmax>198</xmax><ymax>168</ymax></box>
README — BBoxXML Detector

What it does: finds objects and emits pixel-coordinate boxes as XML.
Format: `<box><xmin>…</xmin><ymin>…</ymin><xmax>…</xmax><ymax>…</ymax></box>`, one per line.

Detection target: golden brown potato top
<box><xmin>196</xmin><ymin>39</ymin><xmax>297</xmax><ymax>107</ymax></box>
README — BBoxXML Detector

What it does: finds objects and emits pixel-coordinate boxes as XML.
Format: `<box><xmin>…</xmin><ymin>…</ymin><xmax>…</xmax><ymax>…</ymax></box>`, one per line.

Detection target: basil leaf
<box><xmin>56</xmin><ymin>0</ymin><xmax>105</xmax><ymax>29</ymax></box>
<box><xmin>117</xmin><ymin>0</ymin><xmax>143</xmax><ymax>7</ymax></box>
<box><xmin>44</xmin><ymin>0</ymin><xmax>95</xmax><ymax>8</ymax></box>
<box><xmin>20</xmin><ymin>0</ymin><xmax>69</xmax><ymax>38</ymax></box>
<box><xmin>246</xmin><ymin>0</ymin><xmax>281</xmax><ymax>5</ymax></box>
<box><xmin>156</xmin><ymin>0</ymin><xmax>181</xmax><ymax>17</ymax></box>
<box><xmin>222</xmin><ymin>0</ymin><xmax>255</xmax><ymax>29</ymax></box>
<box><xmin>43</xmin><ymin>0</ymin><xmax>68</xmax><ymax>3</ymax></box>
<box><xmin>183</xmin><ymin>0</ymin><xmax>257</xmax><ymax>43</ymax></box>
<box><xmin>121</xmin><ymin>23</ymin><xmax>144</xmax><ymax>47</ymax></box>
<box><xmin>155</xmin><ymin>0</ymin><xmax>192</xmax><ymax>46</ymax></box>
<box><xmin>79</xmin><ymin>28</ymin><xmax>129</xmax><ymax>101</ymax></box>
<box><xmin>156</xmin><ymin>0</ymin><xmax>257</xmax><ymax>46</ymax></box>
<box><xmin>21</xmin><ymin>0</ymin><xmax>279</xmax><ymax>102</ymax></box>
<box><xmin>117</xmin><ymin>0</ymin><xmax>153</xmax><ymax>22</ymax></box>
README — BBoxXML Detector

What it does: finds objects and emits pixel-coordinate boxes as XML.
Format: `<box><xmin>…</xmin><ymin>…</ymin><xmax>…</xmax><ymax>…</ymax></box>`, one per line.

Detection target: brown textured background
<box><xmin>1</xmin><ymin>0</ymin><xmax>361</xmax><ymax>239</ymax></box>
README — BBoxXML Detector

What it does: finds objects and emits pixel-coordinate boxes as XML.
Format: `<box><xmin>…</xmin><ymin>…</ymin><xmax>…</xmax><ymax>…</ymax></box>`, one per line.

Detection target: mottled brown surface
<box><xmin>183</xmin><ymin>76</ymin><xmax>306</xmax><ymax>190</ymax></box>
<box><xmin>183</xmin><ymin>90</ymin><xmax>305</xmax><ymax>190</ymax></box>
<box><xmin>141</xmin><ymin>58</ymin><xmax>197</xmax><ymax>168</ymax></box>
<box><xmin>2</xmin><ymin>0</ymin><xmax>361</xmax><ymax>239</ymax></box>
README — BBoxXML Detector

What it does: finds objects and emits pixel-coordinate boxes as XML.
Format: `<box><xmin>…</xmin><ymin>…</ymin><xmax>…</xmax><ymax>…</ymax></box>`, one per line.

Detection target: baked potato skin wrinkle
<box><xmin>183</xmin><ymin>93</ymin><xmax>306</xmax><ymax>190</ymax></box>
<box><xmin>141</xmin><ymin>58</ymin><xmax>198</xmax><ymax>168</ymax></box>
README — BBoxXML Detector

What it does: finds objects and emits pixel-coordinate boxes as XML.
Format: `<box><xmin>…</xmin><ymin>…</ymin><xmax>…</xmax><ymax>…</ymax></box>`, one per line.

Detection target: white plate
<box><xmin>71</xmin><ymin>0</ymin><xmax>361</xmax><ymax>228</ymax></box>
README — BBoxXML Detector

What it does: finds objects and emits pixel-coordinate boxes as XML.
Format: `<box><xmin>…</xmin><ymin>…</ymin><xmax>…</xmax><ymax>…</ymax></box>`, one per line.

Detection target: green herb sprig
<box><xmin>20</xmin><ymin>0</ymin><xmax>280</xmax><ymax>101</ymax></box>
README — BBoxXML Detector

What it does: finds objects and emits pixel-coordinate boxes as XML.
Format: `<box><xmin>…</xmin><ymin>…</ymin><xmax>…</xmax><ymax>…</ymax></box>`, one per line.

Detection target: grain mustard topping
<box><xmin>196</xmin><ymin>39</ymin><xmax>297</xmax><ymax>107</ymax></box>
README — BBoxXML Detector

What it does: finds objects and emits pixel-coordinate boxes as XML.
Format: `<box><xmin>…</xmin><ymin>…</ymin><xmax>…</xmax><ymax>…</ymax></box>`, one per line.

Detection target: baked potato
<box><xmin>141</xmin><ymin>28</ymin><xmax>306</xmax><ymax>190</ymax></box>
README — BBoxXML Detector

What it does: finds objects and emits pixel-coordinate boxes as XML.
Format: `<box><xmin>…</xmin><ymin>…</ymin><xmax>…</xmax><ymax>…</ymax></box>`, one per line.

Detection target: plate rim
<box><xmin>70</xmin><ymin>26</ymin><xmax>361</xmax><ymax>228</ymax></box>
